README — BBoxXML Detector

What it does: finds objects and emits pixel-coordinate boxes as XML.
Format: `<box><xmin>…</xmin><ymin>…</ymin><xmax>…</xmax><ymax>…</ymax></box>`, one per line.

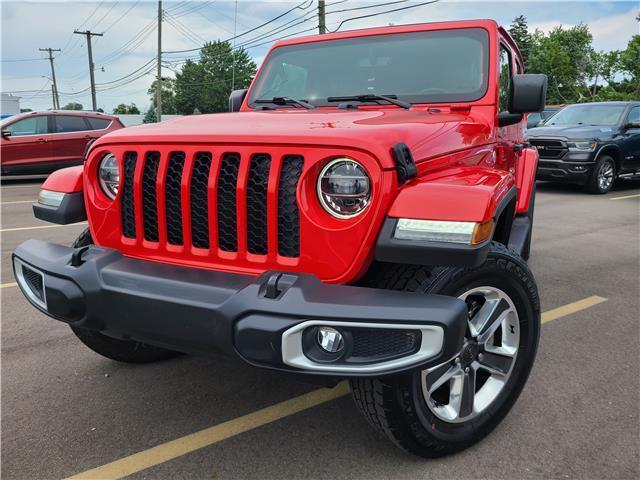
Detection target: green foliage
<box><xmin>62</xmin><ymin>102</ymin><xmax>83</xmax><ymax>110</ymax></box>
<box><xmin>112</xmin><ymin>103</ymin><xmax>141</xmax><ymax>114</ymax></box>
<box><xmin>160</xmin><ymin>41</ymin><xmax>256</xmax><ymax>115</ymax></box>
<box><xmin>511</xmin><ymin>16</ymin><xmax>639</xmax><ymax>104</ymax></box>
<box><xmin>147</xmin><ymin>78</ymin><xmax>177</xmax><ymax>114</ymax></box>
<box><xmin>143</xmin><ymin>108</ymin><xmax>157</xmax><ymax>123</ymax></box>
<box><xmin>508</xmin><ymin>15</ymin><xmax>533</xmax><ymax>64</ymax></box>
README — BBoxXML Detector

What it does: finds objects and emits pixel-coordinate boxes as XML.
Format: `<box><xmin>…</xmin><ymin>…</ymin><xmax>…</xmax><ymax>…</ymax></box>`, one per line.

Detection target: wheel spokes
<box><xmin>468</xmin><ymin>297</ymin><xmax>508</xmax><ymax>338</ymax></box>
<box><xmin>474</xmin><ymin>352</ymin><xmax>513</xmax><ymax>377</ymax></box>
<box><xmin>425</xmin><ymin>362</ymin><xmax>460</xmax><ymax>394</ymax></box>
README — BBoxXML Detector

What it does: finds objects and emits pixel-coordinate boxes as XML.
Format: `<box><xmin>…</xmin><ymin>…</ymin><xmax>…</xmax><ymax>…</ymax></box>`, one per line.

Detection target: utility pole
<box><xmin>74</xmin><ymin>30</ymin><xmax>103</xmax><ymax>111</ymax></box>
<box><xmin>318</xmin><ymin>0</ymin><xmax>326</xmax><ymax>34</ymax></box>
<box><xmin>50</xmin><ymin>84</ymin><xmax>57</xmax><ymax>110</ymax></box>
<box><xmin>156</xmin><ymin>0</ymin><xmax>162</xmax><ymax>122</ymax></box>
<box><xmin>39</xmin><ymin>48</ymin><xmax>61</xmax><ymax>109</ymax></box>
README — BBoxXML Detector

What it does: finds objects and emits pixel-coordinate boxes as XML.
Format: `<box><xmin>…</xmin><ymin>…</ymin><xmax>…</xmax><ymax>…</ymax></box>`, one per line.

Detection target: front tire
<box><xmin>69</xmin><ymin>229</ymin><xmax>179</xmax><ymax>363</ymax></box>
<box><xmin>351</xmin><ymin>243</ymin><xmax>540</xmax><ymax>457</ymax></box>
<box><xmin>585</xmin><ymin>155</ymin><xmax>616</xmax><ymax>194</ymax></box>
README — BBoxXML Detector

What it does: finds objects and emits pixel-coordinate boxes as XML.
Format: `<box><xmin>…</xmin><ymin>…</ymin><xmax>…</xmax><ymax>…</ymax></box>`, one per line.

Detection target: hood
<box><xmin>528</xmin><ymin>124</ymin><xmax>618</xmax><ymax>141</ymax></box>
<box><xmin>93</xmin><ymin>108</ymin><xmax>493</xmax><ymax>169</ymax></box>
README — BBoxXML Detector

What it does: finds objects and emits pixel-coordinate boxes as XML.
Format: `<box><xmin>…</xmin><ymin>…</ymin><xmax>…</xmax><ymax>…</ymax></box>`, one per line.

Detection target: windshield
<box><xmin>248</xmin><ymin>28</ymin><xmax>489</xmax><ymax>107</ymax></box>
<box><xmin>545</xmin><ymin>105</ymin><xmax>626</xmax><ymax>126</ymax></box>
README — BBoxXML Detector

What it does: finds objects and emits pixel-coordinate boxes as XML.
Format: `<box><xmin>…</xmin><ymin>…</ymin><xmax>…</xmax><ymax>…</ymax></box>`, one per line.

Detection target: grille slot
<box><xmin>351</xmin><ymin>329</ymin><xmax>421</xmax><ymax>360</ymax></box>
<box><xmin>190</xmin><ymin>152</ymin><xmax>212</xmax><ymax>249</ymax></box>
<box><xmin>22</xmin><ymin>264</ymin><xmax>45</xmax><ymax>303</ymax></box>
<box><xmin>142</xmin><ymin>152</ymin><xmax>160</xmax><ymax>242</ymax></box>
<box><xmin>165</xmin><ymin>152</ymin><xmax>185</xmax><ymax>245</ymax></box>
<box><xmin>121</xmin><ymin>148</ymin><xmax>303</xmax><ymax>260</ymax></box>
<box><xmin>121</xmin><ymin>152</ymin><xmax>137</xmax><ymax>238</ymax></box>
<box><xmin>246</xmin><ymin>154</ymin><xmax>271</xmax><ymax>254</ymax></box>
<box><xmin>217</xmin><ymin>153</ymin><xmax>240</xmax><ymax>252</ymax></box>
<box><xmin>278</xmin><ymin>156</ymin><xmax>303</xmax><ymax>257</ymax></box>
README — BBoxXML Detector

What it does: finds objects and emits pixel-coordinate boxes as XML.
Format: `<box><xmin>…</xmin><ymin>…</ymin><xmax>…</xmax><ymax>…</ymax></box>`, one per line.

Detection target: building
<box><xmin>1</xmin><ymin>93</ymin><xmax>21</xmax><ymax>117</ymax></box>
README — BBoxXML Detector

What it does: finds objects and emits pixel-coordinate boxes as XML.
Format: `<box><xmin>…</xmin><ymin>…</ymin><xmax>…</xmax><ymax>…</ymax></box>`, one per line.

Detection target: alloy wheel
<box><xmin>598</xmin><ymin>161</ymin><xmax>614</xmax><ymax>191</ymax></box>
<box><xmin>421</xmin><ymin>286</ymin><xmax>520</xmax><ymax>423</ymax></box>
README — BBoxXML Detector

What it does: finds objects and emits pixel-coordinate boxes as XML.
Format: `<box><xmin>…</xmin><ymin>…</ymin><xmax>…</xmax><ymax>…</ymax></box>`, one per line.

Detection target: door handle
<box><xmin>37</xmin><ymin>138</ymin><xmax>47</xmax><ymax>143</ymax></box>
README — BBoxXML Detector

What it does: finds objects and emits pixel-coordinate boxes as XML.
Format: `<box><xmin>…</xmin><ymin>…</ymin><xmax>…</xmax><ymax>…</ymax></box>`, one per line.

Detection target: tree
<box><xmin>173</xmin><ymin>41</ymin><xmax>256</xmax><ymax>114</ymax></box>
<box><xmin>62</xmin><ymin>102</ymin><xmax>83</xmax><ymax>110</ymax></box>
<box><xmin>509</xmin><ymin>15</ymin><xmax>533</xmax><ymax>64</ymax></box>
<box><xmin>112</xmin><ymin>103</ymin><xmax>140</xmax><ymax>114</ymax></box>
<box><xmin>147</xmin><ymin>78</ymin><xmax>177</xmax><ymax>114</ymax></box>
<box><xmin>143</xmin><ymin>108</ymin><xmax>157</xmax><ymax>123</ymax></box>
<box><xmin>618</xmin><ymin>35</ymin><xmax>640</xmax><ymax>98</ymax></box>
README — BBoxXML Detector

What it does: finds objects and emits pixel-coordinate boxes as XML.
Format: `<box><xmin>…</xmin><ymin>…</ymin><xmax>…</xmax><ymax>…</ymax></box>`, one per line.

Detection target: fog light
<box><xmin>317</xmin><ymin>327</ymin><xmax>344</xmax><ymax>353</ymax></box>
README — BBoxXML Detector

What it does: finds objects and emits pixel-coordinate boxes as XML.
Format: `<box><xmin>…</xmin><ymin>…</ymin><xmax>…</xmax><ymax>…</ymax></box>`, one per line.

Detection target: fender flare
<box><xmin>33</xmin><ymin>166</ymin><xmax>86</xmax><ymax>225</ymax></box>
<box><xmin>376</xmin><ymin>166</ymin><xmax>517</xmax><ymax>267</ymax></box>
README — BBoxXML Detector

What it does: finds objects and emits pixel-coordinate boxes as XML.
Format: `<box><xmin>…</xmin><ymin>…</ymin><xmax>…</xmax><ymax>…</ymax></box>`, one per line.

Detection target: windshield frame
<box><xmin>246</xmin><ymin>26</ymin><xmax>492</xmax><ymax>109</ymax></box>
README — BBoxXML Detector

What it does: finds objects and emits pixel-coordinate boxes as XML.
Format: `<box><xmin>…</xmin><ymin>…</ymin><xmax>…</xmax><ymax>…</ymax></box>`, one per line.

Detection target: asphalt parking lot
<box><xmin>1</xmin><ymin>177</ymin><xmax>639</xmax><ymax>480</ymax></box>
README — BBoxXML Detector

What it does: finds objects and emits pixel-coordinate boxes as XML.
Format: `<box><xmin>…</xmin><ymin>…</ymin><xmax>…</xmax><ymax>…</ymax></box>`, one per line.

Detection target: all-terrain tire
<box><xmin>69</xmin><ymin>228</ymin><xmax>179</xmax><ymax>363</ymax></box>
<box><xmin>585</xmin><ymin>155</ymin><xmax>616</xmax><ymax>194</ymax></box>
<box><xmin>351</xmin><ymin>243</ymin><xmax>541</xmax><ymax>457</ymax></box>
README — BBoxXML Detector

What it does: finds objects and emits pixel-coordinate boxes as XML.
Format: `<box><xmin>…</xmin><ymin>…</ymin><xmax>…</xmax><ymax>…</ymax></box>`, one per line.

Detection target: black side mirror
<box><xmin>1</xmin><ymin>129</ymin><xmax>11</xmax><ymax>138</ymax></box>
<box><xmin>229</xmin><ymin>89</ymin><xmax>248</xmax><ymax>112</ymax></box>
<box><xmin>624</xmin><ymin>121</ymin><xmax>640</xmax><ymax>130</ymax></box>
<box><xmin>509</xmin><ymin>74</ymin><xmax>548</xmax><ymax>114</ymax></box>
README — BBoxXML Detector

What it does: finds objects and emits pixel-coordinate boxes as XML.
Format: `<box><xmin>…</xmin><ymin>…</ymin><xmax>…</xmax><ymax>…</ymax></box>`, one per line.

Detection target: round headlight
<box><xmin>98</xmin><ymin>153</ymin><xmax>119</xmax><ymax>200</ymax></box>
<box><xmin>317</xmin><ymin>159</ymin><xmax>371</xmax><ymax>218</ymax></box>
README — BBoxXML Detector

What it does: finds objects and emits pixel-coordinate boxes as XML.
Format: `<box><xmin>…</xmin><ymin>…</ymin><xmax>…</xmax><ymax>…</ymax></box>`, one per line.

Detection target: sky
<box><xmin>1</xmin><ymin>0</ymin><xmax>638</xmax><ymax>113</ymax></box>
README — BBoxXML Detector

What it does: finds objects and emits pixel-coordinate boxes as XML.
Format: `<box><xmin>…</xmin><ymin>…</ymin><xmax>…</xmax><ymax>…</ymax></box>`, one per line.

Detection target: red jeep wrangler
<box><xmin>13</xmin><ymin>20</ymin><xmax>546</xmax><ymax>457</ymax></box>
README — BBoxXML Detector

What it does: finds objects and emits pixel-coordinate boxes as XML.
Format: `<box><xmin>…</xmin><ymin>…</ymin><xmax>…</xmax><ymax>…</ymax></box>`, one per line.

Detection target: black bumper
<box><xmin>13</xmin><ymin>240</ymin><xmax>467</xmax><ymax>378</ymax></box>
<box><xmin>536</xmin><ymin>157</ymin><xmax>595</xmax><ymax>183</ymax></box>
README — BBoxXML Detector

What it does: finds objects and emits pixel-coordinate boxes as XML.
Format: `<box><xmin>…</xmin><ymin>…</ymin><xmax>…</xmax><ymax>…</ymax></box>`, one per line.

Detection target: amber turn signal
<box><xmin>471</xmin><ymin>220</ymin><xmax>495</xmax><ymax>245</ymax></box>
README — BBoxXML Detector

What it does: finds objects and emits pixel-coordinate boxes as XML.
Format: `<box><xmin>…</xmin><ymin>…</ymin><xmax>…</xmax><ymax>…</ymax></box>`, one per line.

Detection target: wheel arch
<box><xmin>597</xmin><ymin>144</ymin><xmax>622</xmax><ymax>171</ymax></box>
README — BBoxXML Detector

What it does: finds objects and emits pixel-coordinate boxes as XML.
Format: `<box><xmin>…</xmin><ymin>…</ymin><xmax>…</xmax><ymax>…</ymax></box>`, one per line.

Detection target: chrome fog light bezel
<box><xmin>13</xmin><ymin>256</ymin><xmax>47</xmax><ymax>310</ymax></box>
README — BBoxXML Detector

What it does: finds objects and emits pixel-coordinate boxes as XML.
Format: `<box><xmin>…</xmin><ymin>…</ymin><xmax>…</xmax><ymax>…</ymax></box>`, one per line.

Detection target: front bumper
<box><xmin>13</xmin><ymin>240</ymin><xmax>467</xmax><ymax>378</ymax></box>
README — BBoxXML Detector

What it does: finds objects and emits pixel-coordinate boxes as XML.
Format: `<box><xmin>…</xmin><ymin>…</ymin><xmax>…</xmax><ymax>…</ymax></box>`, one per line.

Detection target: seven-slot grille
<box><xmin>120</xmin><ymin>151</ymin><xmax>304</xmax><ymax>257</ymax></box>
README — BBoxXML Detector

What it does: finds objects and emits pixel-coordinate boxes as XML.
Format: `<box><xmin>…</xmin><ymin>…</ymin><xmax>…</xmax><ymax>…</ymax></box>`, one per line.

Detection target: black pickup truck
<box><xmin>528</xmin><ymin>101</ymin><xmax>640</xmax><ymax>193</ymax></box>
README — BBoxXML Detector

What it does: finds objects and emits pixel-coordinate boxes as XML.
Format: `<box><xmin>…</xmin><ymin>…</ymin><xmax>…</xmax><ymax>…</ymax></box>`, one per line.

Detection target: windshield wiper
<box><xmin>327</xmin><ymin>94</ymin><xmax>411</xmax><ymax>109</ymax></box>
<box><xmin>253</xmin><ymin>97</ymin><xmax>315</xmax><ymax>110</ymax></box>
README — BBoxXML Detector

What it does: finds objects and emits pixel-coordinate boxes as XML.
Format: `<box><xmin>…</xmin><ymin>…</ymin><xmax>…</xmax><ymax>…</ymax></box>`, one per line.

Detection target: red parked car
<box><xmin>14</xmin><ymin>20</ymin><xmax>547</xmax><ymax>457</ymax></box>
<box><xmin>0</xmin><ymin>110</ymin><xmax>123</xmax><ymax>176</ymax></box>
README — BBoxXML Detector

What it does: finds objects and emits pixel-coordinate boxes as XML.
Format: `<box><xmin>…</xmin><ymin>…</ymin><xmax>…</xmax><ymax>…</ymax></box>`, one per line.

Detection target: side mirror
<box><xmin>509</xmin><ymin>74</ymin><xmax>548</xmax><ymax>114</ymax></box>
<box><xmin>229</xmin><ymin>89</ymin><xmax>248</xmax><ymax>112</ymax></box>
<box><xmin>624</xmin><ymin>121</ymin><xmax>640</xmax><ymax>130</ymax></box>
<box><xmin>1</xmin><ymin>129</ymin><xmax>11</xmax><ymax>138</ymax></box>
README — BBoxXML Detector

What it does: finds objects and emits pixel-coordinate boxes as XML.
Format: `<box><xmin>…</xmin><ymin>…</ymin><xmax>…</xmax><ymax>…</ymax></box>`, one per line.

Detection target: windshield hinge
<box><xmin>392</xmin><ymin>143</ymin><xmax>418</xmax><ymax>184</ymax></box>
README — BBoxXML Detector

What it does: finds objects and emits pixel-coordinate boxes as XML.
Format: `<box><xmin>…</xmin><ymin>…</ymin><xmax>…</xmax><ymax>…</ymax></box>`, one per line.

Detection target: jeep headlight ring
<box><xmin>317</xmin><ymin>158</ymin><xmax>371</xmax><ymax>219</ymax></box>
<box><xmin>98</xmin><ymin>153</ymin><xmax>120</xmax><ymax>200</ymax></box>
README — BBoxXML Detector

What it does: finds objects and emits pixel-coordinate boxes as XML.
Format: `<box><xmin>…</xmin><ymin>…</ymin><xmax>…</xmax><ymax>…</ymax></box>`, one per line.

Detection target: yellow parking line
<box><xmin>1</xmin><ymin>200</ymin><xmax>35</xmax><ymax>205</ymax></box>
<box><xmin>65</xmin><ymin>295</ymin><xmax>609</xmax><ymax>479</ymax></box>
<box><xmin>0</xmin><ymin>222</ymin><xmax>87</xmax><ymax>233</ymax></box>
<box><xmin>65</xmin><ymin>382</ymin><xmax>351</xmax><ymax>480</ymax></box>
<box><xmin>541</xmin><ymin>295</ymin><xmax>607</xmax><ymax>323</ymax></box>
<box><xmin>609</xmin><ymin>193</ymin><xmax>640</xmax><ymax>201</ymax></box>
<box><xmin>1</xmin><ymin>282</ymin><xmax>17</xmax><ymax>289</ymax></box>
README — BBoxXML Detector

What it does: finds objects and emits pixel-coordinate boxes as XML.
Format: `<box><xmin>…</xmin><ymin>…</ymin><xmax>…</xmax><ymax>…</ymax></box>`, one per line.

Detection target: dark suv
<box><xmin>1</xmin><ymin>110</ymin><xmax>123</xmax><ymax>176</ymax></box>
<box><xmin>528</xmin><ymin>101</ymin><xmax>640</xmax><ymax>193</ymax></box>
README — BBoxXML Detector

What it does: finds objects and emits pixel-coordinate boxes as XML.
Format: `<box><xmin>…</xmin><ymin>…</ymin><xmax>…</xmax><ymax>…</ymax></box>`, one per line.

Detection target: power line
<box><xmin>163</xmin><ymin>0</ymin><xmax>314</xmax><ymax>54</ymax></box>
<box><xmin>1</xmin><ymin>58</ymin><xmax>47</xmax><ymax>63</ymax></box>
<box><xmin>102</xmin><ymin>0</ymin><xmax>141</xmax><ymax>33</ymax></box>
<box><xmin>326</xmin><ymin>0</ymin><xmax>440</xmax><ymax>33</ymax></box>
